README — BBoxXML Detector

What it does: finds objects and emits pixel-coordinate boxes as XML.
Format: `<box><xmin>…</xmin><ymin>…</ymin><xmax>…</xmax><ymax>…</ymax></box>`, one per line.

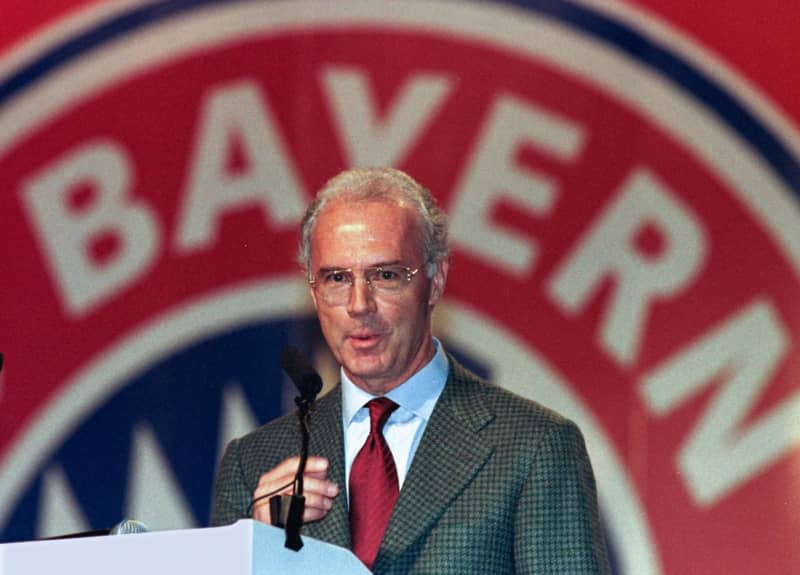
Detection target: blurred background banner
<box><xmin>0</xmin><ymin>1</ymin><xmax>798</xmax><ymax>573</ymax></box>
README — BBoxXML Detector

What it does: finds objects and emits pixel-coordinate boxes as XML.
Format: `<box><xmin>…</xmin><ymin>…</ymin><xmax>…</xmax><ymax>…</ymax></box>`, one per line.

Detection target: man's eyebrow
<box><xmin>315</xmin><ymin>266</ymin><xmax>351</xmax><ymax>275</ymax></box>
<box><xmin>317</xmin><ymin>260</ymin><xmax>403</xmax><ymax>272</ymax></box>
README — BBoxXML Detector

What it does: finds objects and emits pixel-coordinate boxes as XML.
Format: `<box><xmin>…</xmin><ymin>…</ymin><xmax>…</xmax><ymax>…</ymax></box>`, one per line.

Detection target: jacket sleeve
<box><xmin>513</xmin><ymin>419</ymin><xmax>611</xmax><ymax>574</ymax></box>
<box><xmin>209</xmin><ymin>437</ymin><xmax>253</xmax><ymax>527</ymax></box>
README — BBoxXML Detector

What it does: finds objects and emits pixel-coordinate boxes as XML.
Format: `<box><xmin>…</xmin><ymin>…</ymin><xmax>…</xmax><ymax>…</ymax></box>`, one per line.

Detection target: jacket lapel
<box><xmin>303</xmin><ymin>385</ymin><xmax>351</xmax><ymax>549</ymax></box>
<box><xmin>375</xmin><ymin>360</ymin><xmax>495</xmax><ymax>569</ymax></box>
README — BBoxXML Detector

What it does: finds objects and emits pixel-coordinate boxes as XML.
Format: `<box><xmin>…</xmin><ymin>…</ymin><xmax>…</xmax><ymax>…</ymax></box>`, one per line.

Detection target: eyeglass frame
<box><xmin>307</xmin><ymin>262</ymin><xmax>428</xmax><ymax>305</ymax></box>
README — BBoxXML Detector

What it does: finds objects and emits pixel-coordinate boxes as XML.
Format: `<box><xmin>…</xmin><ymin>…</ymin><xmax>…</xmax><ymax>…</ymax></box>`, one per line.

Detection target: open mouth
<box><xmin>348</xmin><ymin>332</ymin><xmax>383</xmax><ymax>349</ymax></box>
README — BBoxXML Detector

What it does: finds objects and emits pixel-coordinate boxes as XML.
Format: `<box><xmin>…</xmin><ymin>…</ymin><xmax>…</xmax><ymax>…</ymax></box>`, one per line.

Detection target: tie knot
<box><xmin>366</xmin><ymin>397</ymin><xmax>398</xmax><ymax>433</ymax></box>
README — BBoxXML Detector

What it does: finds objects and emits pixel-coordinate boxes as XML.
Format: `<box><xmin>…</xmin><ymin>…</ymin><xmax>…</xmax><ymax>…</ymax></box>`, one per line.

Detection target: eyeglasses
<box><xmin>308</xmin><ymin>263</ymin><xmax>426</xmax><ymax>306</ymax></box>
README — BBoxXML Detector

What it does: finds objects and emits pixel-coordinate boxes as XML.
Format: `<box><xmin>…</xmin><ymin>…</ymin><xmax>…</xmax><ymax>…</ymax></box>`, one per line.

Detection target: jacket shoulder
<box><xmin>447</xmin><ymin>356</ymin><xmax>573</xmax><ymax>432</ymax></box>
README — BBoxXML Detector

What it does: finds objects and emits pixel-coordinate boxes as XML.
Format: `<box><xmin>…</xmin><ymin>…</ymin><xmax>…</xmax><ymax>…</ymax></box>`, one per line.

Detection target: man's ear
<box><xmin>428</xmin><ymin>259</ymin><xmax>449</xmax><ymax>306</ymax></box>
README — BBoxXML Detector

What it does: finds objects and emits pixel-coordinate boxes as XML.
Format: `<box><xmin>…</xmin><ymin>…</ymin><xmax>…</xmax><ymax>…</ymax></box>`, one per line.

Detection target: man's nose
<box><xmin>347</xmin><ymin>277</ymin><xmax>377</xmax><ymax>315</ymax></box>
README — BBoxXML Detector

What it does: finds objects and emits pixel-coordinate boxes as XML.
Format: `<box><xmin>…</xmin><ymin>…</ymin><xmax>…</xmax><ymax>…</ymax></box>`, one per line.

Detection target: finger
<box><xmin>250</xmin><ymin>456</ymin><xmax>335</xmax><ymax>524</ymax></box>
<box><xmin>255</xmin><ymin>456</ymin><xmax>331</xmax><ymax>492</ymax></box>
<box><xmin>267</xmin><ymin>456</ymin><xmax>304</xmax><ymax>477</ymax></box>
<box><xmin>301</xmin><ymin>490</ymin><xmax>337</xmax><ymax>523</ymax></box>
<box><xmin>303</xmin><ymin>505</ymin><xmax>331</xmax><ymax>523</ymax></box>
<box><xmin>257</xmin><ymin>456</ymin><xmax>329</xmax><ymax>484</ymax></box>
<box><xmin>251</xmin><ymin>496</ymin><xmax>273</xmax><ymax>524</ymax></box>
<box><xmin>300</xmin><ymin>476</ymin><xmax>339</xmax><ymax>522</ymax></box>
<box><xmin>254</xmin><ymin>473</ymin><xmax>293</xmax><ymax>500</ymax></box>
<box><xmin>301</xmin><ymin>476</ymin><xmax>339</xmax><ymax>499</ymax></box>
<box><xmin>253</xmin><ymin>456</ymin><xmax>304</xmax><ymax>494</ymax></box>
<box><xmin>252</xmin><ymin>482</ymin><xmax>337</xmax><ymax>524</ymax></box>
<box><xmin>303</xmin><ymin>456</ymin><xmax>330</xmax><ymax>474</ymax></box>
<box><xmin>302</xmin><ymin>489</ymin><xmax>336</xmax><ymax>513</ymax></box>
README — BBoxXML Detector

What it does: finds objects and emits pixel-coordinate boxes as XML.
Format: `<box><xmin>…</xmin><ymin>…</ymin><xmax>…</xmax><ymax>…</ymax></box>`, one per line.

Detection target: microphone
<box><xmin>42</xmin><ymin>519</ymin><xmax>148</xmax><ymax>540</ymax></box>
<box><xmin>269</xmin><ymin>345</ymin><xmax>323</xmax><ymax>551</ymax></box>
<box><xmin>109</xmin><ymin>518</ymin><xmax>149</xmax><ymax>535</ymax></box>
<box><xmin>280</xmin><ymin>345</ymin><xmax>323</xmax><ymax>403</ymax></box>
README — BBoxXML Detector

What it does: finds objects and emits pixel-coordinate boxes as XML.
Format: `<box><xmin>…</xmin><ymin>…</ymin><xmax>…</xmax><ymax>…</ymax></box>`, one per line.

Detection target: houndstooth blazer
<box><xmin>211</xmin><ymin>356</ymin><xmax>611</xmax><ymax>574</ymax></box>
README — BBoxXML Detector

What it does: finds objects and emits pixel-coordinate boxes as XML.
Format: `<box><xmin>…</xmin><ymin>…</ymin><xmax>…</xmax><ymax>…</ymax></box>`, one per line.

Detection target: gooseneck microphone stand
<box><xmin>265</xmin><ymin>345</ymin><xmax>323</xmax><ymax>551</ymax></box>
<box><xmin>273</xmin><ymin>391</ymin><xmax>313</xmax><ymax>551</ymax></box>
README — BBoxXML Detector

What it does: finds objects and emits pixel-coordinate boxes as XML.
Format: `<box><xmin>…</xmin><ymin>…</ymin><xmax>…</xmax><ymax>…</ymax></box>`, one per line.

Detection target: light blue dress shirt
<box><xmin>341</xmin><ymin>338</ymin><xmax>449</xmax><ymax>503</ymax></box>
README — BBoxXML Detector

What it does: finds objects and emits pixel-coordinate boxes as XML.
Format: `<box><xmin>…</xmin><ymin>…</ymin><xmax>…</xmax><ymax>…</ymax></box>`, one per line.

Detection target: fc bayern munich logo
<box><xmin>1</xmin><ymin>2</ymin><xmax>798</xmax><ymax>574</ymax></box>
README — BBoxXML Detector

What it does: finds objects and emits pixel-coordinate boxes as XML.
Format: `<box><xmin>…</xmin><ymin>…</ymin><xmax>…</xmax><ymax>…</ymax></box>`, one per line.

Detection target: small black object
<box><xmin>280</xmin><ymin>346</ymin><xmax>323</xmax><ymax>402</ymax></box>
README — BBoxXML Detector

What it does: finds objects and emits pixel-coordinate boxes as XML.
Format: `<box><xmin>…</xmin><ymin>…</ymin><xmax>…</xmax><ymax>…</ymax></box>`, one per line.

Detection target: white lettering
<box><xmin>126</xmin><ymin>423</ymin><xmax>197</xmax><ymax>529</ymax></box>
<box><xmin>641</xmin><ymin>300</ymin><xmax>793</xmax><ymax>505</ymax></box>
<box><xmin>449</xmin><ymin>94</ymin><xmax>584</xmax><ymax>274</ymax></box>
<box><xmin>176</xmin><ymin>81</ymin><xmax>306</xmax><ymax>252</ymax></box>
<box><xmin>22</xmin><ymin>141</ymin><xmax>159</xmax><ymax>316</ymax></box>
<box><xmin>548</xmin><ymin>169</ymin><xmax>706</xmax><ymax>365</ymax></box>
<box><xmin>36</xmin><ymin>465</ymin><xmax>91</xmax><ymax>538</ymax></box>
<box><xmin>322</xmin><ymin>66</ymin><xmax>453</xmax><ymax>166</ymax></box>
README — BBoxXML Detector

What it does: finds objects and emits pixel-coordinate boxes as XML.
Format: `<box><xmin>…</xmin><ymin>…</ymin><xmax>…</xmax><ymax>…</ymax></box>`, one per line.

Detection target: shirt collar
<box><xmin>342</xmin><ymin>338</ymin><xmax>449</xmax><ymax>425</ymax></box>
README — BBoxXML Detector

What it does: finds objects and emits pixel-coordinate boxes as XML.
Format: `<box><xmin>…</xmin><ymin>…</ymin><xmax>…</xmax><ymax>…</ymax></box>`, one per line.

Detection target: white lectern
<box><xmin>0</xmin><ymin>520</ymin><xmax>370</xmax><ymax>575</ymax></box>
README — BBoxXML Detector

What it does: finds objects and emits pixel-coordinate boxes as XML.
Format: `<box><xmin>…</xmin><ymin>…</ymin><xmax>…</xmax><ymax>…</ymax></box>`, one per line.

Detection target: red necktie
<box><xmin>349</xmin><ymin>397</ymin><xmax>400</xmax><ymax>569</ymax></box>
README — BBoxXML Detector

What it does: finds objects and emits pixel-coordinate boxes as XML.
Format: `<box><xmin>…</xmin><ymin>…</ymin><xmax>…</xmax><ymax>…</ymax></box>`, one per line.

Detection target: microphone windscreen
<box><xmin>110</xmin><ymin>519</ymin><xmax>149</xmax><ymax>535</ymax></box>
<box><xmin>280</xmin><ymin>346</ymin><xmax>323</xmax><ymax>400</ymax></box>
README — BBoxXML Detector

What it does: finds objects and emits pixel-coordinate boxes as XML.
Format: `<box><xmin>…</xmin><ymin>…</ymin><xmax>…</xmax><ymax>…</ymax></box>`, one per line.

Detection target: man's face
<box><xmin>308</xmin><ymin>199</ymin><xmax>448</xmax><ymax>395</ymax></box>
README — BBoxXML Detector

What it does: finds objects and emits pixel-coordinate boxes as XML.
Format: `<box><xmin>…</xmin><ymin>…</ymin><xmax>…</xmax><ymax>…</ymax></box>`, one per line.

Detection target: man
<box><xmin>211</xmin><ymin>168</ymin><xmax>611</xmax><ymax>574</ymax></box>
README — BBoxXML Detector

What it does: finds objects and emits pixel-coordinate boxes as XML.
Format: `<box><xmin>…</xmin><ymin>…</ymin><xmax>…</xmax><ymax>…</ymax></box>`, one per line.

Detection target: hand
<box><xmin>251</xmin><ymin>456</ymin><xmax>339</xmax><ymax>525</ymax></box>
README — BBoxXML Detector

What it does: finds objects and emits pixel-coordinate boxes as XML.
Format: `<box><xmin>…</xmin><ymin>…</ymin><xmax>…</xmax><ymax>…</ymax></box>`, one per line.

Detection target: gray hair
<box><xmin>299</xmin><ymin>167</ymin><xmax>449</xmax><ymax>277</ymax></box>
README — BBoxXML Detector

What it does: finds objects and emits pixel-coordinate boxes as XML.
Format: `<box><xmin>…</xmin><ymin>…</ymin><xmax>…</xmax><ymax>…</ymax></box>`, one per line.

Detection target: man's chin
<box><xmin>342</xmin><ymin>343</ymin><xmax>384</xmax><ymax>367</ymax></box>
<box><xmin>345</xmin><ymin>361</ymin><xmax>385</xmax><ymax>381</ymax></box>
<box><xmin>342</xmin><ymin>358</ymin><xmax>391</xmax><ymax>389</ymax></box>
